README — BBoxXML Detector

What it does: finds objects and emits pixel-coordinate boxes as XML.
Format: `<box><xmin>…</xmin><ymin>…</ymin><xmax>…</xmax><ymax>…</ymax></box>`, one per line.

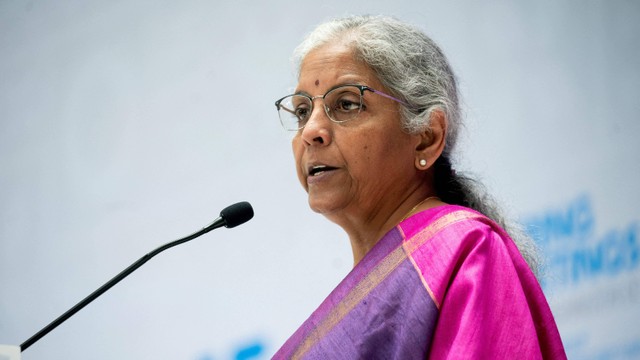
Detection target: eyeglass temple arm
<box><xmin>365</xmin><ymin>87</ymin><xmax>409</xmax><ymax>105</ymax></box>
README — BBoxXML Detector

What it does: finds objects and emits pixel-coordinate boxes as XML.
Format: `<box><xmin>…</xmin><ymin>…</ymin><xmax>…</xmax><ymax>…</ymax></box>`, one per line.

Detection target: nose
<box><xmin>300</xmin><ymin>99</ymin><xmax>332</xmax><ymax>146</ymax></box>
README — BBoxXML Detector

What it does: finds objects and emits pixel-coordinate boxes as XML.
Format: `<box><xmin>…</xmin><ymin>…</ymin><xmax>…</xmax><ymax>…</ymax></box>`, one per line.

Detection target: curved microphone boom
<box><xmin>20</xmin><ymin>201</ymin><xmax>254</xmax><ymax>352</ymax></box>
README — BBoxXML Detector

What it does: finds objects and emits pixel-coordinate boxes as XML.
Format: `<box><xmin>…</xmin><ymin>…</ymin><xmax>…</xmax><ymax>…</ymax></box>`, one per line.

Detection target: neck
<box><xmin>325</xmin><ymin>188</ymin><xmax>442</xmax><ymax>266</ymax></box>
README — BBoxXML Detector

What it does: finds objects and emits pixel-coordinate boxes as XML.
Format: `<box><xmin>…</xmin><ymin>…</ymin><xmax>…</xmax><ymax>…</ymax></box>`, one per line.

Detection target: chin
<box><xmin>307</xmin><ymin>200</ymin><xmax>327</xmax><ymax>214</ymax></box>
<box><xmin>308</xmin><ymin>199</ymin><xmax>350</xmax><ymax>226</ymax></box>
<box><xmin>308</xmin><ymin>196</ymin><xmax>337</xmax><ymax>215</ymax></box>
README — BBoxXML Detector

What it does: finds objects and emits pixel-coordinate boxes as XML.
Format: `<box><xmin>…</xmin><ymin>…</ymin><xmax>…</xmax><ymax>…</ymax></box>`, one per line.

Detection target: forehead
<box><xmin>297</xmin><ymin>43</ymin><xmax>381</xmax><ymax>92</ymax></box>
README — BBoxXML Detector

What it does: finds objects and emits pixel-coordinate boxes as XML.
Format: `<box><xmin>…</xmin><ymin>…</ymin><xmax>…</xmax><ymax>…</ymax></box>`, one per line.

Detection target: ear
<box><xmin>414</xmin><ymin>109</ymin><xmax>447</xmax><ymax>170</ymax></box>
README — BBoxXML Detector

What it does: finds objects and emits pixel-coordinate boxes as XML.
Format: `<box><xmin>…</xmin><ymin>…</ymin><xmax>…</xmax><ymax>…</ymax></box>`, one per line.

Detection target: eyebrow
<box><xmin>294</xmin><ymin>90</ymin><xmax>311</xmax><ymax>97</ymax></box>
<box><xmin>294</xmin><ymin>82</ymin><xmax>366</xmax><ymax>97</ymax></box>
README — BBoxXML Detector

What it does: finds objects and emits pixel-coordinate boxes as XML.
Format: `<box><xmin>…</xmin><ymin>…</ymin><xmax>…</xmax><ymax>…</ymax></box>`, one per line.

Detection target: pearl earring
<box><xmin>419</xmin><ymin>159</ymin><xmax>427</xmax><ymax>167</ymax></box>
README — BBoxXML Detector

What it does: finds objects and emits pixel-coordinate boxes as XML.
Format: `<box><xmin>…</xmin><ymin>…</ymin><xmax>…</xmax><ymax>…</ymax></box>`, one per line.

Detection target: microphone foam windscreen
<box><xmin>220</xmin><ymin>201</ymin><xmax>254</xmax><ymax>228</ymax></box>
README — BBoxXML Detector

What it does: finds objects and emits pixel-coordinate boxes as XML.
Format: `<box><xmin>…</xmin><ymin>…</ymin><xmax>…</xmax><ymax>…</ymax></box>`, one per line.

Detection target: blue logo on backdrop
<box><xmin>524</xmin><ymin>194</ymin><xmax>639</xmax><ymax>289</ymax></box>
<box><xmin>524</xmin><ymin>194</ymin><xmax>640</xmax><ymax>359</ymax></box>
<box><xmin>196</xmin><ymin>339</ymin><xmax>266</xmax><ymax>360</ymax></box>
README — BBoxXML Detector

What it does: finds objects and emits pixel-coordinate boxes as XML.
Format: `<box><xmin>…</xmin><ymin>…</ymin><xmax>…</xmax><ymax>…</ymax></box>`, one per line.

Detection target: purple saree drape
<box><xmin>273</xmin><ymin>205</ymin><xmax>566</xmax><ymax>359</ymax></box>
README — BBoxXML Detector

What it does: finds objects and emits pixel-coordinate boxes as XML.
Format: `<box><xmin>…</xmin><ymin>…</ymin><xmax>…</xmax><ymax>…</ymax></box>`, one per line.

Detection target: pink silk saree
<box><xmin>273</xmin><ymin>205</ymin><xmax>566</xmax><ymax>359</ymax></box>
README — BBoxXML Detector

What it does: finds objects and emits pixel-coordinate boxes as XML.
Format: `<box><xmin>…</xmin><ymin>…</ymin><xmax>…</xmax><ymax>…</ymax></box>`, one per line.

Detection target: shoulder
<box><xmin>399</xmin><ymin>204</ymin><xmax>507</xmax><ymax>253</ymax></box>
<box><xmin>399</xmin><ymin>206</ymin><xmax>564</xmax><ymax>358</ymax></box>
<box><xmin>399</xmin><ymin>205</ymin><xmax>527</xmax><ymax>306</ymax></box>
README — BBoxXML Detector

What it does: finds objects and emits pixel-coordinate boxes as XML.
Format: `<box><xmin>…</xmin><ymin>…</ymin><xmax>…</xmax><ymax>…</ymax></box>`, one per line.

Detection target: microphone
<box><xmin>20</xmin><ymin>201</ymin><xmax>254</xmax><ymax>352</ymax></box>
<box><xmin>205</xmin><ymin>201</ymin><xmax>254</xmax><ymax>229</ymax></box>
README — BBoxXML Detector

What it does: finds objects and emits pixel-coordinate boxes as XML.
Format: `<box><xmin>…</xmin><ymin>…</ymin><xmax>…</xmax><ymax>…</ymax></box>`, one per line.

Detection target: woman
<box><xmin>273</xmin><ymin>15</ymin><xmax>566</xmax><ymax>359</ymax></box>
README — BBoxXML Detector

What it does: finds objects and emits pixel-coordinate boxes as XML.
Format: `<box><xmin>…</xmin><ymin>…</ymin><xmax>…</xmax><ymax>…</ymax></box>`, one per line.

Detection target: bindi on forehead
<box><xmin>315</xmin><ymin>79</ymin><xmax>320</xmax><ymax>86</ymax></box>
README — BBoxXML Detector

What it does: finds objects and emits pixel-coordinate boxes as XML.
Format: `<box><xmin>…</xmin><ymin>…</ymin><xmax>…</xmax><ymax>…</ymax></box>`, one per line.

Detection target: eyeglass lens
<box><xmin>277</xmin><ymin>86</ymin><xmax>364</xmax><ymax>130</ymax></box>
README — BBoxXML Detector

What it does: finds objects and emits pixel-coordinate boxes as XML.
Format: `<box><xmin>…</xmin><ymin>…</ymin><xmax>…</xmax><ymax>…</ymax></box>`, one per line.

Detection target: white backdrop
<box><xmin>1</xmin><ymin>1</ymin><xmax>639</xmax><ymax>359</ymax></box>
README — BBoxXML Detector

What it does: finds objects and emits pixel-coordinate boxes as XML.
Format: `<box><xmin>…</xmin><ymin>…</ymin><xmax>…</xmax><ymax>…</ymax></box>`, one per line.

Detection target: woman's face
<box><xmin>292</xmin><ymin>43</ymin><xmax>421</xmax><ymax>221</ymax></box>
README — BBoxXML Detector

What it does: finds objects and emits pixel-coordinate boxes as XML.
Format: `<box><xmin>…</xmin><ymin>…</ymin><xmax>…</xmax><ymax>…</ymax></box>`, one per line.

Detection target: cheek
<box><xmin>339</xmin><ymin>135</ymin><xmax>371</xmax><ymax>175</ymax></box>
<box><xmin>346</xmin><ymin>128</ymin><xmax>408</xmax><ymax>175</ymax></box>
<box><xmin>291</xmin><ymin>135</ymin><xmax>303</xmax><ymax>161</ymax></box>
<box><xmin>291</xmin><ymin>137</ymin><xmax>307</xmax><ymax>187</ymax></box>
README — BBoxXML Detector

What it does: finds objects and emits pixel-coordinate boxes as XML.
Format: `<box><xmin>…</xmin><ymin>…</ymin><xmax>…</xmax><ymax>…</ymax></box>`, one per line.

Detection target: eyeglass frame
<box><xmin>274</xmin><ymin>84</ymin><xmax>408</xmax><ymax>131</ymax></box>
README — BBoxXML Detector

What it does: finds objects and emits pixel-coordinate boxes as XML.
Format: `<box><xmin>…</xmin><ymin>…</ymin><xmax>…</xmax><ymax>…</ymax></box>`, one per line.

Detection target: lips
<box><xmin>308</xmin><ymin>164</ymin><xmax>338</xmax><ymax>176</ymax></box>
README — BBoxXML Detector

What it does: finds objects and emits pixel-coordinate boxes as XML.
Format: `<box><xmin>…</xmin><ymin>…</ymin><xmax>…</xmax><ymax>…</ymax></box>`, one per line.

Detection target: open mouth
<box><xmin>309</xmin><ymin>165</ymin><xmax>338</xmax><ymax>176</ymax></box>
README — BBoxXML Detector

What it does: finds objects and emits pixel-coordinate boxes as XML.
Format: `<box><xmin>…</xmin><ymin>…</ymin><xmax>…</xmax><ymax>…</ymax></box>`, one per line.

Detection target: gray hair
<box><xmin>294</xmin><ymin>15</ymin><xmax>461</xmax><ymax>155</ymax></box>
<box><xmin>293</xmin><ymin>15</ymin><xmax>541</xmax><ymax>276</ymax></box>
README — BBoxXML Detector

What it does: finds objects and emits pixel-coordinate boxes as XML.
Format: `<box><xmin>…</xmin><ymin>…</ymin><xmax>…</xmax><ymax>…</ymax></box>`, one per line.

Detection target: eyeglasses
<box><xmin>274</xmin><ymin>84</ymin><xmax>407</xmax><ymax>131</ymax></box>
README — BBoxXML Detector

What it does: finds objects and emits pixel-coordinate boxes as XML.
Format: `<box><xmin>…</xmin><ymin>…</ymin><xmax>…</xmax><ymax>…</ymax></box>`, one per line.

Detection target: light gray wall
<box><xmin>1</xmin><ymin>1</ymin><xmax>638</xmax><ymax>359</ymax></box>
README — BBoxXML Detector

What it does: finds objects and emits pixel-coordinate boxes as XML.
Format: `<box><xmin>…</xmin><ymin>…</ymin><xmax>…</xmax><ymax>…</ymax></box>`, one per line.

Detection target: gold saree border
<box><xmin>291</xmin><ymin>209</ymin><xmax>481</xmax><ymax>359</ymax></box>
<box><xmin>291</xmin><ymin>244</ymin><xmax>407</xmax><ymax>359</ymax></box>
<box><xmin>401</xmin><ymin>210</ymin><xmax>483</xmax><ymax>310</ymax></box>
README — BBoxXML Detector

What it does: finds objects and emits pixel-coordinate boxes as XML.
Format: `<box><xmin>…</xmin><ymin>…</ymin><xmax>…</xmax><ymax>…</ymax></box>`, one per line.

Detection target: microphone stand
<box><xmin>21</xmin><ymin>217</ymin><xmax>228</xmax><ymax>351</ymax></box>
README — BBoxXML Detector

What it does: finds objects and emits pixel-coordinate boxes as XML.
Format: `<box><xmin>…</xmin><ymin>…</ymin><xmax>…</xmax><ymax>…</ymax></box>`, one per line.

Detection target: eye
<box><xmin>294</xmin><ymin>105</ymin><xmax>311</xmax><ymax>127</ymax></box>
<box><xmin>332</xmin><ymin>93</ymin><xmax>362</xmax><ymax>113</ymax></box>
<box><xmin>294</xmin><ymin>106</ymin><xmax>310</xmax><ymax>119</ymax></box>
<box><xmin>336</xmin><ymin>99</ymin><xmax>360</xmax><ymax>111</ymax></box>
